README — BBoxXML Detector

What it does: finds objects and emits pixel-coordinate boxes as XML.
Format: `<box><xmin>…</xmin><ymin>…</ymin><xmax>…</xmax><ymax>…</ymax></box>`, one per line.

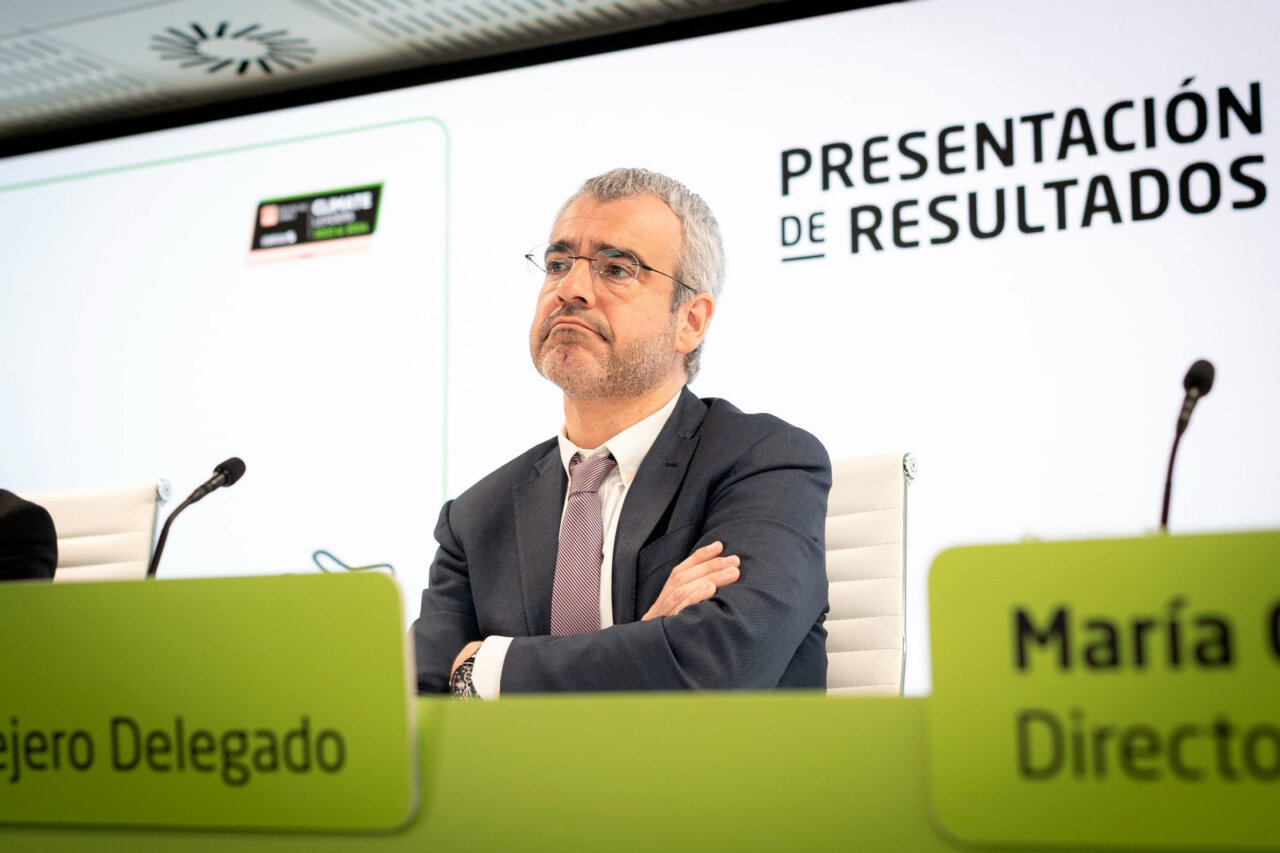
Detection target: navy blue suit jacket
<box><xmin>0</xmin><ymin>490</ymin><xmax>57</xmax><ymax>582</ymax></box>
<box><xmin>412</xmin><ymin>388</ymin><xmax>831</xmax><ymax>693</ymax></box>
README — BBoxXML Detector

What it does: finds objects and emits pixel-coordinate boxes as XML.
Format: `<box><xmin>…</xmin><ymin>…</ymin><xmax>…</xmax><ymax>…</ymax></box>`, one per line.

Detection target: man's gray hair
<box><xmin>558</xmin><ymin>167</ymin><xmax>724</xmax><ymax>381</ymax></box>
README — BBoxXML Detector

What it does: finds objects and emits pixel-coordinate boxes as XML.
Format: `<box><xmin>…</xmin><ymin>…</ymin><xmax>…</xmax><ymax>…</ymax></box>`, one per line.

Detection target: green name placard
<box><xmin>928</xmin><ymin>531</ymin><xmax>1280</xmax><ymax>849</ymax></box>
<box><xmin>0</xmin><ymin>573</ymin><xmax>416</xmax><ymax>832</ymax></box>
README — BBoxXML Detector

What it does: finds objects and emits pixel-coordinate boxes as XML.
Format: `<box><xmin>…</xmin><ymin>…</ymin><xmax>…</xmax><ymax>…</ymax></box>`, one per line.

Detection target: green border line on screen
<box><xmin>0</xmin><ymin>116</ymin><xmax>454</xmax><ymax>504</ymax></box>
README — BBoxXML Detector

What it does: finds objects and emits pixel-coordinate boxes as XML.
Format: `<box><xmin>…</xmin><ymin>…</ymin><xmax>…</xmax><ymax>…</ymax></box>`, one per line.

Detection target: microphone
<box><xmin>1161</xmin><ymin>361</ymin><xmax>1214</xmax><ymax>530</ymax></box>
<box><xmin>147</xmin><ymin>457</ymin><xmax>246</xmax><ymax>578</ymax></box>
<box><xmin>1176</xmin><ymin>359</ymin><xmax>1215</xmax><ymax>437</ymax></box>
<box><xmin>187</xmin><ymin>457</ymin><xmax>246</xmax><ymax>504</ymax></box>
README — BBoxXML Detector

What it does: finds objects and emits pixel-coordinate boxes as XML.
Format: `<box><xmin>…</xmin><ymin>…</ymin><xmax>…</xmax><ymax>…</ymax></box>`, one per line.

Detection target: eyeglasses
<box><xmin>526</xmin><ymin>243</ymin><xmax>696</xmax><ymax>295</ymax></box>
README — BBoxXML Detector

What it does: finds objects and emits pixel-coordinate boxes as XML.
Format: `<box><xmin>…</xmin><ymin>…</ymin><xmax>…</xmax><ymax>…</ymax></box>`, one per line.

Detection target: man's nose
<box><xmin>553</xmin><ymin>257</ymin><xmax>597</xmax><ymax>306</ymax></box>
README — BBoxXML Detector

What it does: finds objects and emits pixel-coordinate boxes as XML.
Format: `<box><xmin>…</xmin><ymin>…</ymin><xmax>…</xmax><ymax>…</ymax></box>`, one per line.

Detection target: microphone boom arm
<box><xmin>146</xmin><ymin>457</ymin><xmax>245</xmax><ymax>578</ymax></box>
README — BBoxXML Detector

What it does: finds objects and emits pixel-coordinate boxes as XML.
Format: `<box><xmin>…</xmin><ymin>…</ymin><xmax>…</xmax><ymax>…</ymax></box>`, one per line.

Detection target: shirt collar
<box><xmin>556</xmin><ymin>391</ymin><xmax>682</xmax><ymax>486</ymax></box>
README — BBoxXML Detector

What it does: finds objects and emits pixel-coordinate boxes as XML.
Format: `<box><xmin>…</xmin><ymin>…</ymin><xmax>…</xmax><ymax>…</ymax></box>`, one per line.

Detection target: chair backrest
<box><xmin>21</xmin><ymin>481</ymin><xmax>169</xmax><ymax>582</ymax></box>
<box><xmin>825</xmin><ymin>453</ymin><xmax>915</xmax><ymax>695</ymax></box>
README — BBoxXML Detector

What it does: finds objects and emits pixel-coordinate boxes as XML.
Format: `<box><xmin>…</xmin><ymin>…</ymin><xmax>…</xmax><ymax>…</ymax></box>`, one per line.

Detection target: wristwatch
<box><xmin>450</xmin><ymin>653</ymin><xmax>480</xmax><ymax>699</ymax></box>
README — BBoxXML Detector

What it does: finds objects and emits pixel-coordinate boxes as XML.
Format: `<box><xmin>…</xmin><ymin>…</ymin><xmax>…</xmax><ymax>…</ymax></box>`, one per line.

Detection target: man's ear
<box><xmin>675</xmin><ymin>292</ymin><xmax>714</xmax><ymax>355</ymax></box>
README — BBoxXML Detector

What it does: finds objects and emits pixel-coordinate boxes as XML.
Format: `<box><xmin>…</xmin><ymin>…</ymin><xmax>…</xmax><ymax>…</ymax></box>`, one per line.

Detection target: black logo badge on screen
<box><xmin>251</xmin><ymin>184</ymin><xmax>383</xmax><ymax>253</ymax></box>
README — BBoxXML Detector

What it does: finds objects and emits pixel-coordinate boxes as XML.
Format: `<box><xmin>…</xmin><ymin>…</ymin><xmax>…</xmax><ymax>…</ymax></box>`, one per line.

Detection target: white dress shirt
<box><xmin>471</xmin><ymin>391</ymin><xmax>681</xmax><ymax>699</ymax></box>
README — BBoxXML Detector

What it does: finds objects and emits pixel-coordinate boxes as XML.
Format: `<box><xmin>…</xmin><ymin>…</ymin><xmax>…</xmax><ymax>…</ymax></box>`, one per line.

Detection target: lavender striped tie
<box><xmin>549</xmin><ymin>452</ymin><xmax>617</xmax><ymax>636</ymax></box>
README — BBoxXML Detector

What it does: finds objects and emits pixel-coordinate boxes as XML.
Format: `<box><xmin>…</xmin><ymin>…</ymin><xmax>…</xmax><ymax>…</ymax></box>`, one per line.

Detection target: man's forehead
<box><xmin>549</xmin><ymin>194</ymin><xmax>682</xmax><ymax>256</ymax></box>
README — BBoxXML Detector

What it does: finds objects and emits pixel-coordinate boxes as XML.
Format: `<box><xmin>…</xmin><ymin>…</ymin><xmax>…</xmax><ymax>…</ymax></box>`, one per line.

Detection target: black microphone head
<box><xmin>214</xmin><ymin>457</ymin><xmax>246</xmax><ymax>486</ymax></box>
<box><xmin>1183</xmin><ymin>359</ymin><xmax>1215</xmax><ymax>396</ymax></box>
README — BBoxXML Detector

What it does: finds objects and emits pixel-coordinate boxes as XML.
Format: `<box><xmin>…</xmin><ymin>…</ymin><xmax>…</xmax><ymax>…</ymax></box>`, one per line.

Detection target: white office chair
<box><xmin>825</xmin><ymin>453</ymin><xmax>915</xmax><ymax>696</ymax></box>
<box><xmin>21</xmin><ymin>481</ymin><xmax>170</xmax><ymax>582</ymax></box>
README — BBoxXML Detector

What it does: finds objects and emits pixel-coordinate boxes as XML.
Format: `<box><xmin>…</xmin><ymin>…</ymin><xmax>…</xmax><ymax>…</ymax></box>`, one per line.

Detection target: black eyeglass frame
<box><xmin>525</xmin><ymin>244</ymin><xmax>698</xmax><ymax>296</ymax></box>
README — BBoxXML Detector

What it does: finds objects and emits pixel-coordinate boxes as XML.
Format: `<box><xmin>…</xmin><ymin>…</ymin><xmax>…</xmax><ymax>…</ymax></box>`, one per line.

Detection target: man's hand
<box><xmin>642</xmin><ymin>541</ymin><xmax>740</xmax><ymax>621</ymax></box>
<box><xmin>451</xmin><ymin>640</ymin><xmax>483</xmax><ymax>676</ymax></box>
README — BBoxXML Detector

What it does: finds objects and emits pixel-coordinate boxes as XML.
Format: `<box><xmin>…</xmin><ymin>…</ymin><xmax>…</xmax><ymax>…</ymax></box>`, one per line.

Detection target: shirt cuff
<box><xmin>471</xmin><ymin>636</ymin><xmax>513</xmax><ymax>700</ymax></box>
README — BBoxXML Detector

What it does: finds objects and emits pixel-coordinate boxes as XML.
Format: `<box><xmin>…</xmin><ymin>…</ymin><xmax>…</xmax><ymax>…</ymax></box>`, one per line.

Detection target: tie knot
<box><xmin>569</xmin><ymin>452</ymin><xmax>616</xmax><ymax>495</ymax></box>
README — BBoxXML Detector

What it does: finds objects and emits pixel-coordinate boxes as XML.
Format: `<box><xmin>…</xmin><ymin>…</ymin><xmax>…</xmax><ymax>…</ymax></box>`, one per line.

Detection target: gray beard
<box><xmin>531</xmin><ymin>313</ymin><xmax>678</xmax><ymax>400</ymax></box>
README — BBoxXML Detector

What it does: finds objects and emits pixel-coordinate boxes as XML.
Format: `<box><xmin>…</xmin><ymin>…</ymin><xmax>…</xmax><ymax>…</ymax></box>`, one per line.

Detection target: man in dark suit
<box><xmin>413</xmin><ymin>169</ymin><xmax>830</xmax><ymax>696</ymax></box>
<box><xmin>0</xmin><ymin>490</ymin><xmax>58</xmax><ymax>581</ymax></box>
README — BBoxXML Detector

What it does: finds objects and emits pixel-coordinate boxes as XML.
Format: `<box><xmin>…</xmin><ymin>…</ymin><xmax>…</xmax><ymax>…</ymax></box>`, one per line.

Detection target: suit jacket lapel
<box><xmin>612</xmin><ymin>388</ymin><xmax>707</xmax><ymax>623</ymax></box>
<box><xmin>512</xmin><ymin>445</ymin><xmax>567</xmax><ymax>636</ymax></box>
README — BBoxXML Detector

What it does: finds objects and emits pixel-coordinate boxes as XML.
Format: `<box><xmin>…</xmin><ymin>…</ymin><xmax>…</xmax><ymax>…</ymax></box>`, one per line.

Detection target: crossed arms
<box><xmin>412</xmin><ymin>420</ymin><xmax>831</xmax><ymax>693</ymax></box>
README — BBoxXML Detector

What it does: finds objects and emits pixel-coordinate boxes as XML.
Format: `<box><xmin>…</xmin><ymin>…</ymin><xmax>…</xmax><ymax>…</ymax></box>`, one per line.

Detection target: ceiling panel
<box><xmin>0</xmin><ymin>32</ymin><xmax>181</xmax><ymax>137</ymax></box>
<box><xmin>0</xmin><ymin>0</ymin><xmax>789</xmax><ymax>144</ymax></box>
<box><xmin>0</xmin><ymin>0</ymin><xmax>180</xmax><ymax>31</ymax></box>
<box><xmin>299</xmin><ymin>0</ymin><xmax>767</xmax><ymax>62</ymax></box>
<box><xmin>48</xmin><ymin>0</ymin><xmax>417</xmax><ymax>95</ymax></box>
